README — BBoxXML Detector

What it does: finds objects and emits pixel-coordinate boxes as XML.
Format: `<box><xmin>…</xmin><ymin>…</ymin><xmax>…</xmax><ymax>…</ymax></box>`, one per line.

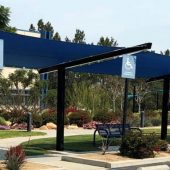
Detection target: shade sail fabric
<box><xmin>71</xmin><ymin>51</ymin><xmax>170</xmax><ymax>78</ymax></box>
<box><xmin>1</xmin><ymin>31</ymin><xmax>170</xmax><ymax>79</ymax></box>
<box><xmin>0</xmin><ymin>31</ymin><xmax>117</xmax><ymax>69</ymax></box>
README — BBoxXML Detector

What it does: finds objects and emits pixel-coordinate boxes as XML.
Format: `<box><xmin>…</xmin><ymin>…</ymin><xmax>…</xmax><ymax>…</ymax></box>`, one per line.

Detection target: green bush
<box><xmin>157</xmin><ymin>140</ymin><xmax>168</xmax><ymax>151</ymax></box>
<box><xmin>32</xmin><ymin>113</ymin><xmax>43</xmax><ymax>128</ymax></box>
<box><xmin>119</xmin><ymin>131</ymin><xmax>161</xmax><ymax>159</ymax></box>
<box><xmin>93</xmin><ymin>110</ymin><xmax>114</xmax><ymax>123</ymax></box>
<box><xmin>8</xmin><ymin>109</ymin><xmax>26</xmax><ymax>125</ymax></box>
<box><xmin>41</xmin><ymin>109</ymin><xmax>56</xmax><ymax>125</ymax></box>
<box><xmin>0</xmin><ymin>116</ymin><xmax>7</xmax><ymax>125</ymax></box>
<box><xmin>128</xmin><ymin>113</ymin><xmax>140</xmax><ymax>127</ymax></box>
<box><xmin>144</xmin><ymin>119</ymin><xmax>152</xmax><ymax>127</ymax></box>
<box><xmin>145</xmin><ymin>110</ymin><xmax>161</xmax><ymax>118</ymax></box>
<box><xmin>0</xmin><ymin>111</ymin><xmax>11</xmax><ymax>121</ymax></box>
<box><xmin>151</xmin><ymin>118</ymin><xmax>161</xmax><ymax>126</ymax></box>
<box><xmin>16</xmin><ymin>114</ymin><xmax>27</xmax><ymax>124</ymax></box>
<box><xmin>67</xmin><ymin>110</ymin><xmax>91</xmax><ymax>127</ymax></box>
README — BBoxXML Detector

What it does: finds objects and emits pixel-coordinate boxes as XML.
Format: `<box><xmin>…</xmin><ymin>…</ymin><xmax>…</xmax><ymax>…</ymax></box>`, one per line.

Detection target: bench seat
<box><xmin>93</xmin><ymin>123</ymin><xmax>141</xmax><ymax>146</ymax></box>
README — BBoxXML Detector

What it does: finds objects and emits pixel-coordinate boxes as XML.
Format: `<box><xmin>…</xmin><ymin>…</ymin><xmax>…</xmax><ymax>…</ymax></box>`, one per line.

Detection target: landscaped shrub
<box><xmin>119</xmin><ymin>131</ymin><xmax>161</xmax><ymax>159</ymax></box>
<box><xmin>157</xmin><ymin>140</ymin><xmax>168</xmax><ymax>151</ymax></box>
<box><xmin>32</xmin><ymin>112</ymin><xmax>42</xmax><ymax>128</ymax></box>
<box><xmin>10</xmin><ymin>123</ymin><xmax>30</xmax><ymax>130</ymax></box>
<box><xmin>128</xmin><ymin>113</ymin><xmax>140</xmax><ymax>127</ymax></box>
<box><xmin>83</xmin><ymin>121</ymin><xmax>100</xmax><ymax>129</ymax></box>
<box><xmin>151</xmin><ymin>118</ymin><xmax>161</xmax><ymax>126</ymax></box>
<box><xmin>93</xmin><ymin>110</ymin><xmax>114</xmax><ymax>123</ymax></box>
<box><xmin>5</xmin><ymin>145</ymin><xmax>25</xmax><ymax>170</ymax></box>
<box><xmin>41</xmin><ymin>109</ymin><xmax>56</xmax><ymax>125</ymax></box>
<box><xmin>0</xmin><ymin>125</ymin><xmax>10</xmax><ymax>130</ymax></box>
<box><xmin>0</xmin><ymin>116</ymin><xmax>7</xmax><ymax>125</ymax></box>
<box><xmin>9</xmin><ymin>109</ymin><xmax>26</xmax><ymax>125</ymax></box>
<box><xmin>145</xmin><ymin>110</ymin><xmax>161</xmax><ymax>118</ymax></box>
<box><xmin>67</xmin><ymin>110</ymin><xmax>91</xmax><ymax>127</ymax></box>
<box><xmin>16</xmin><ymin>114</ymin><xmax>27</xmax><ymax>124</ymax></box>
<box><xmin>144</xmin><ymin>119</ymin><xmax>152</xmax><ymax>127</ymax></box>
<box><xmin>0</xmin><ymin>110</ymin><xmax>11</xmax><ymax>121</ymax></box>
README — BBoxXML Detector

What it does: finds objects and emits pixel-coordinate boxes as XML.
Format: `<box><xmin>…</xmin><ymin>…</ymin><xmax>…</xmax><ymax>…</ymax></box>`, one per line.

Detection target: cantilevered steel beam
<box><xmin>147</xmin><ymin>74</ymin><xmax>170</xmax><ymax>82</ymax></box>
<box><xmin>39</xmin><ymin>43</ymin><xmax>152</xmax><ymax>74</ymax></box>
<box><xmin>39</xmin><ymin>42</ymin><xmax>152</xmax><ymax>151</ymax></box>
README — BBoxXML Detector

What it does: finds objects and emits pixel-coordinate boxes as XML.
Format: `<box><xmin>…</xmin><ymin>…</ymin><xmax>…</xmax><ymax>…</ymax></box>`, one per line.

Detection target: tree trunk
<box><xmin>138</xmin><ymin>103</ymin><xmax>141</xmax><ymax>115</ymax></box>
<box><xmin>113</xmin><ymin>99</ymin><xmax>116</xmax><ymax>112</ymax></box>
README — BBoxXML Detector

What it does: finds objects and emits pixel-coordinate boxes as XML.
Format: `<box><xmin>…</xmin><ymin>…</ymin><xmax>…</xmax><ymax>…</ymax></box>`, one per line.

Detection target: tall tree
<box><xmin>29</xmin><ymin>24</ymin><xmax>36</xmax><ymax>32</ymax></box>
<box><xmin>0</xmin><ymin>69</ymin><xmax>47</xmax><ymax>124</ymax></box>
<box><xmin>37</xmin><ymin>19</ymin><xmax>54</xmax><ymax>37</ymax></box>
<box><xmin>53</xmin><ymin>32</ymin><xmax>61</xmax><ymax>41</ymax></box>
<box><xmin>161</xmin><ymin>49</ymin><xmax>170</xmax><ymax>56</ymax></box>
<box><xmin>37</xmin><ymin>19</ymin><xmax>45</xmax><ymax>31</ymax></box>
<box><xmin>133</xmin><ymin>79</ymin><xmax>150</xmax><ymax>114</ymax></box>
<box><xmin>97</xmin><ymin>36</ymin><xmax>118</xmax><ymax>47</ymax></box>
<box><xmin>65</xmin><ymin>36</ymin><xmax>71</xmax><ymax>42</ymax></box>
<box><xmin>101</xmin><ymin>76</ymin><xmax>124</xmax><ymax>112</ymax></box>
<box><xmin>73</xmin><ymin>29</ymin><xmax>86</xmax><ymax>44</ymax></box>
<box><xmin>0</xmin><ymin>5</ymin><xmax>16</xmax><ymax>32</ymax></box>
<box><xmin>44</xmin><ymin>21</ymin><xmax>54</xmax><ymax>35</ymax></box>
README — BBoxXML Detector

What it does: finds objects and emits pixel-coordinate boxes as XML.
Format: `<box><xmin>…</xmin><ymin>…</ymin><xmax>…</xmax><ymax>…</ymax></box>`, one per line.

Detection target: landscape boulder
<box><xmin>46</xmin><ymin>122</ymin><xmax>57</xmax><ymax>129</ymax></box>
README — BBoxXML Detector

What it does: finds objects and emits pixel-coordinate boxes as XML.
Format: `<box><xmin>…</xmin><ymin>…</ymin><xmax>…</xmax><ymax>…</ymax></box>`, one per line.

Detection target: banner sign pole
<box><xmin>0</xmin><ymin>40</ymin><xmax>4</xmax><ymax>69</ymax></box>
<box><xmin>121</xmin><ymin>55</ymin><xmax>136</xmax><ymax>135</ymax></box>
<box><xmin>121</xmin><ymin>55</ymin><xmax>136</xmax><ymax>79</ymax></box>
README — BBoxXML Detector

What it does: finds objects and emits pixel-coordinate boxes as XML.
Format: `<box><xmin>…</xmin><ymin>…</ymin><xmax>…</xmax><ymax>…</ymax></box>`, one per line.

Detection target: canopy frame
<box><xmin>39</xmin><ymin>43</ymin><xmax>152</xmax><ymax>150</ymax></box>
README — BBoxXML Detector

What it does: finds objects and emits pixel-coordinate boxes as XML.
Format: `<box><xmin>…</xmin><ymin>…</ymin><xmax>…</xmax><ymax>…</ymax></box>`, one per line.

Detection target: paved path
<box><xmin>0</xmin><ymin>128</ymin><xmax>108</xmax><ymax>170</ymax></box>
<box><xmin>1</xmin><ymin>128</ymin><xmax>170</xmax><ymax>170</ymax></box>
<box><xmin>0</xmin><ymin>128</ymin><xmax>94</xmax><ymax>149</ymax></box>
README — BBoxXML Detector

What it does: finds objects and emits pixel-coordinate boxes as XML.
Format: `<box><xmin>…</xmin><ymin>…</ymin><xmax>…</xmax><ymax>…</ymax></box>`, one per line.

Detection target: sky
<box><xmin>0</xmin><ymin>0</ymin><xmax>170</xmax><ymax>52</ymax></box>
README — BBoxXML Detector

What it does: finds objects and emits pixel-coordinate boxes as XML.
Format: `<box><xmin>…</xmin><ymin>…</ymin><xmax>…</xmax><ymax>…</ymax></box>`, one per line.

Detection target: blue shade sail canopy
<box><xmin>1</xmin><ymin>31</ymin><xmax>170</xmax><ymax>79</ymax></box>
<box><xmin>0</xmin><ymin>31</ymin><xmax>118</xmax><ymax>69</ymax></box>
<box><xmin>71</xmin><ymin>51</ymin><xmax>170</xmax><ymax>79</ymax></box>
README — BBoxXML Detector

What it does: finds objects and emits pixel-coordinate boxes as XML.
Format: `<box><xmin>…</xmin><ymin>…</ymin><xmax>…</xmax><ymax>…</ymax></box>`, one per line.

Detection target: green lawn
<box><xmin>141</xmin><ymin>128</ymin><xmax>170</xmax><ymax>134</ymax></box>
<box><xmin>0</xmin><ymin>130</ymin><xmax>46</xmax><ymax>139</ymax></box>
<box><xmin>21</xmin><ymin>128</ymin><xmax>170</xmax><ymax>156</ymax></box>
<box><xmin>22</xmin><ymin>134</ymin><xmax>119</xmax><ymax>156</ymax></box>
<box><xmin>22</xmin><ymin>134</ymin><xmax>121</xmax><ymax>156</ymax></box>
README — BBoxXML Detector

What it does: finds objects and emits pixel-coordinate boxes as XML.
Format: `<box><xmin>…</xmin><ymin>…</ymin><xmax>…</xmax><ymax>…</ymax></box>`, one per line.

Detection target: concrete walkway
<box><xmin>0</xmin><ymin>128</ymin><xmax>108</xmax><ymax>170</ymax></box>
<box><xmin>1</xmin><ymin>128</ymin><xmax>170</xmax><ymax>170</ymax></box>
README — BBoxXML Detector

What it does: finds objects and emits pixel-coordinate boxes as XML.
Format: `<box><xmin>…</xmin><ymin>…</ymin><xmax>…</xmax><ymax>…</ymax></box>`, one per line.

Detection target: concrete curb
<box><xmin>61</xmin><ymin>155</ymin><xmax>111</xmax><ymax>168</ymax></box>
<box><xmin>61</xmin><ymin>154</ymin><xmax>170</xmax><ymax>169</ymax></box>
<box><xmin>136</xmin><ymin>165</ymin><xmax>170</xmax><ymax>170</ymax></box>
<box><xmin>111</xmin><ymin>156</ymin><xmax>170</xmax><ymax>168</ymax></box>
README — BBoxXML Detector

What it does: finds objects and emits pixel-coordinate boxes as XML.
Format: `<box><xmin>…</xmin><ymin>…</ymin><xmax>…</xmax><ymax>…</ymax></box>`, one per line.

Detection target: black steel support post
<box><xmin>122</xmin><ymin>78</ymin><xmax>129</xmax><ymax>136</ymax></box>
<box><xmin>161</xmin><ymin>78</ymin><xmax>169</xmax><ymax>140</ymax></box>
<box><xmin>56</xmin><ymin>68</ymin><xmax>65</xmax><ymax>150</ymax></box>
<box><xmin>132</xmin><ymin>85</ymin><xmax>136</xmax><ymax>113</ymax></box>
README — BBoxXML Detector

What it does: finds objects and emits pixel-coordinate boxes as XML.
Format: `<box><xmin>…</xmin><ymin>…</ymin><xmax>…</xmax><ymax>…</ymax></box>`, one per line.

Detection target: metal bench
<box><xmin>93</xmin><ymin>123</ymin><xmax>141</xmax><ymax>154</ymax></box>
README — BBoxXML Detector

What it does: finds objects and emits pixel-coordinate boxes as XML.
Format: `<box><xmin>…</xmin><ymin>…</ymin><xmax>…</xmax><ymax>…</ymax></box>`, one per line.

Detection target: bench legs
<box><xmin>93</xmin><ymin>129</ymin><xmax>97</xmax><ymax>146</ymax></box>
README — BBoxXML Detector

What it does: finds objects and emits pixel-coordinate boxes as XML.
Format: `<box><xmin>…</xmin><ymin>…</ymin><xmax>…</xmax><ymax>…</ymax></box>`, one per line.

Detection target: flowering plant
<box><xmin>5</xmin><ymin>145</ymin><xmax>25</xmax><ymax>170</ymax></box>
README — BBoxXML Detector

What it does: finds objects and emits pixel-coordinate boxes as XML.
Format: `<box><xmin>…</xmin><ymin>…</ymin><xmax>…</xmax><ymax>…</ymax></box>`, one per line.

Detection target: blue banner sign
<box><xmin>0</xmin><ymin>40</ymin><xmax>3</xmax><ymax>69</ymax></box>
<box><xmin>121</xmin><ymin>55</ymin><xmax>136</xmax><ymax>79</ymax></box>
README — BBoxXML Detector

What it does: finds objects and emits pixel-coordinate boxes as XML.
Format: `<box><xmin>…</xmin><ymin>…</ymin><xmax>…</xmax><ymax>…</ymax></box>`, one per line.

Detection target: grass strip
<box><xmin>0</xmin><ymin>130</ymin><xmax>46</xmax><ymax>139</ymax></box>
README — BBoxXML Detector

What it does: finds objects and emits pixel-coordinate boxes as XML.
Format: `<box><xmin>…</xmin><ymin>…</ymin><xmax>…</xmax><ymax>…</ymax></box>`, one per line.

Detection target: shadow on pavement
<box><xmin>0</xmin><ymin>148</ymin><xmax>7</xmax><ymax>160</ymax></box>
